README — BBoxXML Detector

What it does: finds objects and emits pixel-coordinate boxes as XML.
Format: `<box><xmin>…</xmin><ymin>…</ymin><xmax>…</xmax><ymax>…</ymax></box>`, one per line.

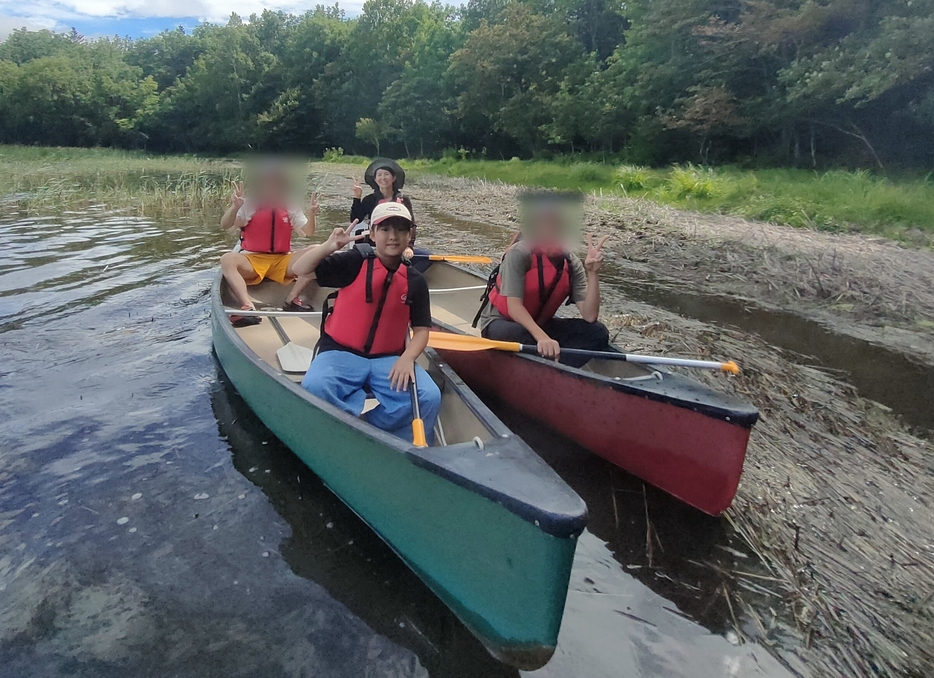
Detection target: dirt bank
<box><xmin>311</xmin><ymin>164</ymin><xmax>934</xmax><ymax>678</ymax></box>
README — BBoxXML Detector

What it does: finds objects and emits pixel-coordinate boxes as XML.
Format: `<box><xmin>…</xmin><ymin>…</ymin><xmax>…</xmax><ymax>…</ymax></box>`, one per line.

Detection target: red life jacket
<box><xmin>240</xmin><ymin>207</ymin><xmax>292</xmax><ymax>253</ymax></box>
<box><xmin>323</xmin><ymin>249</ymin><xmax>412</xmax><ymax>357</ymax></box>
<box><xmin>488</xmin><ymin>248</ymin><xmax>572</xmax><ymax>324</ymax></box>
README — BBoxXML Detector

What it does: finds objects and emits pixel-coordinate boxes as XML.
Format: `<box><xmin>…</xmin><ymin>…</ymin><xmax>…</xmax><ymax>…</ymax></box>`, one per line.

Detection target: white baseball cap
<box><xmin>370</xmin><ymin>201</ymin><xmax>413</xmax><ymax>226</ymax></box>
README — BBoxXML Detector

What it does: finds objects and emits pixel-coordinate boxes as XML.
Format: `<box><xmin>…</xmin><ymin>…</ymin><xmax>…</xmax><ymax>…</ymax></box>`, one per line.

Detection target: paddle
<box><xmin>413</xmin><ymin>254</ymin><xmax>493</xmax><ymax>264</ymax></box>
<box><xmin>268</xmin><ymin>317</ymin><xmax>315</xmax><ymax>373</ymax></box>
<box><xmin>409</xmin><ymin>370</ymin><xmax>428</xmax><ymax>447</ymax></box>
<box><xmin>426</xmin><ymin>332</ymin><xmax>740</xmax><ymax>374</ymax></box>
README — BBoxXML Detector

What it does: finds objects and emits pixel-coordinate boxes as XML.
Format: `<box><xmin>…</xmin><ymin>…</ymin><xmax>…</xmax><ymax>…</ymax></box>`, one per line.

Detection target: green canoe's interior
<box><xmin>223</xmin><ymin>261</ymin><xmax>654</xmax><ymax>447</ymax></box>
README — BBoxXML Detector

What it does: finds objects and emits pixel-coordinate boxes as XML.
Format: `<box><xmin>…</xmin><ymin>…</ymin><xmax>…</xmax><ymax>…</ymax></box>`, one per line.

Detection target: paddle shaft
<box><xmin>425</xmin><ymin>332</ymin><xmax>738</xmax><ymax>373</ymax></box>
<box><xmin>515</xmin><ymin>344</ymin><xmax>734</xmax><ymax>371</ymax></box>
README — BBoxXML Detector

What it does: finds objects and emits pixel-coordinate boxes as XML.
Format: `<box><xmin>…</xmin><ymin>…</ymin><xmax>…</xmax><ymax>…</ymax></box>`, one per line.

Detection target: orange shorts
<box><xmin>244</xmin><ymin>252</ymin><xmax>294</xmax><ymax>285</ymax></box>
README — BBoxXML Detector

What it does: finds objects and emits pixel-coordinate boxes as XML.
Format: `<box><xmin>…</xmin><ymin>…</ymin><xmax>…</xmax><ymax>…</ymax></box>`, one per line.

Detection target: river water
<box><xmin>0</xmin><ymin>205</ymin><xmax>800</xmax><ymax>677</ymax></box>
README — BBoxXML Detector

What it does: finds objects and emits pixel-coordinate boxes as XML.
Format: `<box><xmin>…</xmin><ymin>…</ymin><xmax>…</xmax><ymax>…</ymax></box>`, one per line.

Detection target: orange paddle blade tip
<box><xmin>721</xmin><ymin>361</ymin><xmax>740</xmax><ymax>374</ymax></box>
<box><xmin>426</xmin><ymin>331</ymin><xmax>521</xmax><ymax>353</ymax></box>
<box><xmin>412</xmin><ymin>419</ymin><xmax>428</xmax><ymax>447</ymax></box>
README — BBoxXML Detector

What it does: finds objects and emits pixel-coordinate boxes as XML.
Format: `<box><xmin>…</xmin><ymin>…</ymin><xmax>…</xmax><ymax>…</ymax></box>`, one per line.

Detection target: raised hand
<box><xmin>308</xmin><ymin>193</ymin><xmax>320</xmax><ymax>216</ymax></box>
<box><xmin>230</xmin><ymin>181</ymin><xmax>245</xmax><ymax>210</ymax></box>
<box><xmin>352</xmin><ymin>179</ymin><xmax>363</xmax><ymax>199</ymax></box>
<box><xmin>584</xmin><ymin>234</ymin><xmax>610</xmax><ymax>274</ymax></box>
<box><xmin>326</xmin><ymin>219</ymin><xmax>366</xmax><ymax>251</ymax></box>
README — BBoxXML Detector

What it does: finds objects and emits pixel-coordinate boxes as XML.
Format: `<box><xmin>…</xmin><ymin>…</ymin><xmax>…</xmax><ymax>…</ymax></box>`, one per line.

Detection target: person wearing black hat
<box><xmin>351</xmin><ymin>158</ymin><xmax>417</xmax><ymax>246</ymax></box>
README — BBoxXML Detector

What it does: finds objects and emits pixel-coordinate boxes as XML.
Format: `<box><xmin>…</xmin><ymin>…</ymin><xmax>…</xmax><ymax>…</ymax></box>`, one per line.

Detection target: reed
<box><xmin>0</xmin><ymin>145</ymin><xmax>242</xmax><ymax>217</ymax></box>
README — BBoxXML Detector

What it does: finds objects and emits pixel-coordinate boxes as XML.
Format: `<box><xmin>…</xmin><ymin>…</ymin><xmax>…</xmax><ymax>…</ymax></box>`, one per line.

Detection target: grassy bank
<box><xmin>0</xmin><ymin>146</ymin><xmax>242</xmax><ymax>216</ymax></box>
<box><xmin>410</xmin><ymin>159</ymin><xmax>934</xmax><ymax>240</ymax></box>
<box><xmin>7</xmin><ymin>146</ymin><xmax>933</xmax><ymax>240</ymax></box>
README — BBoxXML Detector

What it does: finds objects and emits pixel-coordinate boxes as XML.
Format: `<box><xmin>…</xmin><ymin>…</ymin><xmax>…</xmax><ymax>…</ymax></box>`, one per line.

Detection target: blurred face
<box><xmin>375</xmin><ymin>168</ymin><xmax>395</xmax><ymax>190</ymax></box>
<box><xmin>372</xmin><ymin>219</ymin><xmax>412</xmax><ymax>257</ymax></box>
<box><xmin>257</xmin><ymin>172</ymin><xmax>289</xmax><ymax>203</ymax></box>
<box><xmin>521</xmin><ymin>196</ymin><xmax>582</xmax><ymax>250</ymax></box>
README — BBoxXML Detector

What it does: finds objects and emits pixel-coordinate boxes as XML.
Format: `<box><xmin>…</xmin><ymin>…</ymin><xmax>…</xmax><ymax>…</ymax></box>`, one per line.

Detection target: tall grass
<box><xmin>0</xmin><ymin>146</ymin><xmax>242</xmax><ymax>216</ymax></box>
<box><xmin>414</xmin><ymin>158</ymin><xmax>934</xmax><ymax>238</ymax></box>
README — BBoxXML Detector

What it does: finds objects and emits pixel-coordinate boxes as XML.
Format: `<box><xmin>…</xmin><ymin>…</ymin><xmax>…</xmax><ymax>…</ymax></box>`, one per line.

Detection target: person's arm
<box><xmin>576</xmin><ymin>235</ymin><xmax>609</xmax><ymax>323</ymax></box>
<box><xmin>221</xmin><ymin>181</ymin><xmax>246</xmax><ymax>231</ymax></box>
<box><xmin>389</xmin><ymin>275</ymin><xmax>431</xmax><ymax>391</ymax></box>
<box><xmin>220</xmin><ymin>202</ymin><xmax>239</xmax><ymax>231</ymax></box>
<box><xmin>292</xmin><ymin>222</ymin><xmax>364</xmax><ymax>277</ymax></box>
<box><xmin>302</xmin><ymin>194</ymin><xmax>318</xmax><ymax>237</ymax></box>
<box><xmin>291</xmin><ymin>195</ymin><xmax>318</xmax><ymax>237</ymax></box>
<box><xmin>496</xmin><ymin>249</ymin><xmax>561</xmax><ymax>359</ymax></box>
<box><xmin>505</xmin><ymin>297</ymin><xmax>560</xmax><ymax>359</ymax></box>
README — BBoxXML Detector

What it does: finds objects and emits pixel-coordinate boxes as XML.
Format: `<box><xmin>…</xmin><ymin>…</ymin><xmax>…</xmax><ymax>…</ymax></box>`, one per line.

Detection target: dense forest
<box><xmin>1</xmin><ymin>0</ymin><xmax>932</xmax><ymax>168</ymax></box>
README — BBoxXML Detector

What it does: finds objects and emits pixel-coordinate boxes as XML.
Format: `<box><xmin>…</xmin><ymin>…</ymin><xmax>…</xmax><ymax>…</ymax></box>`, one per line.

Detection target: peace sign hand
<box><xmin>584</xmin><ymin>234</ymin><xmax>610</xmax><ymax>274</ymax></box>
<box><xmin>326</xmin><ymin>219</ymin><xmax>366</xmax><ymax>251</ymax></box>
<box><xmin>308</xmin><ymin>193</ymin><xmax>320</xmax><ymax>216</ymax></box>
<box><xmin>352</xmin><ymin>179</ymin><xmax>363</xmax><ymax>199</ymax></box>
<box><xmin>230</xmin><ymin>181</ymin><xmax>245</xmax><ymax>210</ymax></box>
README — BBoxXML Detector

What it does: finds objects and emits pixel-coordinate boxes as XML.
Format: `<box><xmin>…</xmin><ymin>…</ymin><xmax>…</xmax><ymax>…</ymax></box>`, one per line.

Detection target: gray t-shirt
<box><xmin>479</xmin><ymin>242</ymin><xmax>587</xmax><ymax>330</ymax></box>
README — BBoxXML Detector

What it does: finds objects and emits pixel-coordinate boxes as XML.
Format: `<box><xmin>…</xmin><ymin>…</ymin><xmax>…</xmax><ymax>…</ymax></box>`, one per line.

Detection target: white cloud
<box><xmin>0</xmin><ymin>13</ymin><xmax>62</xmax><ymax>38</ymax></box>
<box><xmin>1</xmin><ymin>0</ymin><xmax>368</xmax><ymax>31</ymax></box>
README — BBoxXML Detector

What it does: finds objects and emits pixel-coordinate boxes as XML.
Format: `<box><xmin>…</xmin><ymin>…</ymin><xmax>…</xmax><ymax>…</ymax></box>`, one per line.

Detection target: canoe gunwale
<box><xmin>211</xmin><ymin>272</ymin><xmax>586</xmax><ymax>539</ymax></box>
<box><xmin>431</xmin><ymin>309</ymin><xmax>758</xmax><ymax>429</ymax></box>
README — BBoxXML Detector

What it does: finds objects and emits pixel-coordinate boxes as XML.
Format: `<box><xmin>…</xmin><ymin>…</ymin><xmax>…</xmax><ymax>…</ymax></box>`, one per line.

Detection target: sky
<box><xmin>0</xmin><ymin>0</ymin><xmax>363</xmax><ymax>40</ymax></box>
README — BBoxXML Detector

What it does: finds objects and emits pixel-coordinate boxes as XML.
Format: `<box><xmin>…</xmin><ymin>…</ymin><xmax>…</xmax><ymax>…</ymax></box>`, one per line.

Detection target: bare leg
<box><xmin>285</xmin><ymin>249</ymin><xmax>317</xmax><ymax>305</ymax></box>
<box><xmin>220</xmin><ymin>252</ymin><xmax>260</xmax><ymax>308</ymax></box>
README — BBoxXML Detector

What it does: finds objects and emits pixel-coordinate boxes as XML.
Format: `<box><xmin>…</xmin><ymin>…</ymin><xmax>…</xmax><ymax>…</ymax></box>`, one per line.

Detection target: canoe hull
<box><xmin>435</xmin><ymin>343</ymin><xmax>752</xmax><ymax>516</ymax></box>
<box><xmin>211</xmin><ymin>280</ymin><xmax>584</xmax><ymax>668</ymax></box>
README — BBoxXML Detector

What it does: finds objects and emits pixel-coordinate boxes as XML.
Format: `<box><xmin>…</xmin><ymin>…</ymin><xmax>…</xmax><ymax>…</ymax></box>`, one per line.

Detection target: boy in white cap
<box><xmin>290</xmin><ymin>202</ymin><xmax>441</xmax><ymax>443</ymax></box>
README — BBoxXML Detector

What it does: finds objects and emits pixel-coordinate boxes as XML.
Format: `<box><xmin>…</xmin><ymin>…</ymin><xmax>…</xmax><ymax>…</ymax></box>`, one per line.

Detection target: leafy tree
<box><xmin>355</xmin><ymin>116</ymin><xmax>387</xmax><ymax>153</ymax></box>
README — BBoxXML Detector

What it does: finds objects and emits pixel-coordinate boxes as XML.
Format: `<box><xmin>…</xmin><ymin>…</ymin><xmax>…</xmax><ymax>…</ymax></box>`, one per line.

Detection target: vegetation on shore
<box><xmin>0</xmin><ymin>146</ymin><xmax>240</xmax><ymax>215</ymax></box>
<box><xmin>410</xmin><ymin>159</ymin><xmax>934</xmax><ymax>239</ymax></box>
<box><xmin>4</xmin><ymin>145</ymin><xmax>934</xmax><ymax>239</ymax></box>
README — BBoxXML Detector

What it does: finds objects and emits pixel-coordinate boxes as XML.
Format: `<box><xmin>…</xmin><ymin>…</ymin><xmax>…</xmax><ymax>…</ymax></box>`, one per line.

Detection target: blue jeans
<box><xmin>301</xmin><ymin>350</ymin><xmax>442</xmax><ymax>445</ymax></box>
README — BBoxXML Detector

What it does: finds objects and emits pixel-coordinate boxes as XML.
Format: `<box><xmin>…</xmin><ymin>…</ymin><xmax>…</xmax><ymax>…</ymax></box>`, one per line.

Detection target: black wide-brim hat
<box><xmin>364</xmin><ymin>158</ymin><xmax>405</xmax><ymax>191</ymax></box>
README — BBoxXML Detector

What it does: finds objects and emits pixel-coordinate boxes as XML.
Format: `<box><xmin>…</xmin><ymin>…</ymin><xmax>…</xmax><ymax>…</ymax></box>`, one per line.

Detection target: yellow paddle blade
<box><xmin>412</xmin><ymin>418</ymin><xmax>427</xmax><ymax>447</ymax></box>
<box><xmin>720</xmin><ymin>361</ymin><xmax>740</xmax><ymax>374</ymax></box>
<box><xmin>427</xmin><ymin>254</ymin><xmax>493</xmax><ymax>264</ymax></box>
<box><xmin>427</xmin><ymin>332</ymin><xmax>522</xmax><ymax>353</ymax></box>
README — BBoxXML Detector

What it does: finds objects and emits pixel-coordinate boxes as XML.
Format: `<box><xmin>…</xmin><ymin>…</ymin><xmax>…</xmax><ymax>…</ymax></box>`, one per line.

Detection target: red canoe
<box><xmin>424</xmin><ymin>262</ymin><xmax>760</xmax><ymax>515</ymax></box>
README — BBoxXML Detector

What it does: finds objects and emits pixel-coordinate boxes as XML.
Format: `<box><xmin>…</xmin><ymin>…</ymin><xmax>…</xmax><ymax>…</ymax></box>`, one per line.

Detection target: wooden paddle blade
<box><xmin>426</xmin><ymin>331</ymin><xmax>522</xmax><ymax>353</ymax></box>
<box><xmin>277</xmin><ymin>342</ymin><xmax>314</xmax><ymax>373</ymax></box>
<box><xmin>427</xmin><ymin>255</ymin><xmax>493</xmax><ymax>264</ymax></box>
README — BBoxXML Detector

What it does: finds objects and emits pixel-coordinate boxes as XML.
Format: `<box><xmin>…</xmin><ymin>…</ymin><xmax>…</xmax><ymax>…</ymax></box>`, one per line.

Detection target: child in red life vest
<box><xmin>291</xmin><ymin>202</ymin><xmax>442</xmax><ymax>443</ymax></box>
<box><xmin>476</xmin><ymin>192</ymin><xmax>611</xmax><ymax>368</ymax></box>
<box><xmin>219</xmin><ymin>163</ymin><xmax>319</xmax><ymax>326</ymax></box>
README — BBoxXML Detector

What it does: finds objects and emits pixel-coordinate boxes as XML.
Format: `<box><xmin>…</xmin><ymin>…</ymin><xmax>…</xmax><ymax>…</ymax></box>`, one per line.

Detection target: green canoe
<box><xmin>210</xmin><ymin>271</ymin><xmax>587</xmax><ymax>669</ymax></box>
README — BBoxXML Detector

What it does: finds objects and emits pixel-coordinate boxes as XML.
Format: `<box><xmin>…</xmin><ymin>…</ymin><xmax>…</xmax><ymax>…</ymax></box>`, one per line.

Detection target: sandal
<box><xmin>230</xmin><ymin>305</ymin><xmax>262</xmax><ymax>327</ymax></box>
<box><xmin>282</xmin><ymin>298</ymin><xmax>314</xmax><ymax>312</ymax></box>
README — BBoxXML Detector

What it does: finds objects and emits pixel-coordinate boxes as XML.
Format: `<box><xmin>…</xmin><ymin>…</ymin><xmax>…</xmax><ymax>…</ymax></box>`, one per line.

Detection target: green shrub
<box><xmin>616</xmin><ymin>165</ymin><xmax>651</xmax><ymax>191</ymax></box>
<box><xmin>322</xmin><ymin>147</ymin><xmax>344</xmax><ymax>162</ymax></box>
<box><xmin>666</xmin><ymin>165</ymin><xmax>718</xmax><ymax>199</ymax></box>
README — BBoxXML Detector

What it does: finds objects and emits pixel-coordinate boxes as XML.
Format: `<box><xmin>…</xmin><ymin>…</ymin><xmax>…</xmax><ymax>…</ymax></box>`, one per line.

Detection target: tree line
<box><xmin>1</xmin><ymin>0</ymin><xmax>932</xmax><ymax>168</ymax></box>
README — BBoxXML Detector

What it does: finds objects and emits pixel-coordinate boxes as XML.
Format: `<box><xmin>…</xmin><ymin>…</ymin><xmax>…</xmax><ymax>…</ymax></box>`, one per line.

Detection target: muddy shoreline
<box><xmin>312</xmin><ymin>164</ymin><xmax>934</xmax><ymax>678</ymax></box>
